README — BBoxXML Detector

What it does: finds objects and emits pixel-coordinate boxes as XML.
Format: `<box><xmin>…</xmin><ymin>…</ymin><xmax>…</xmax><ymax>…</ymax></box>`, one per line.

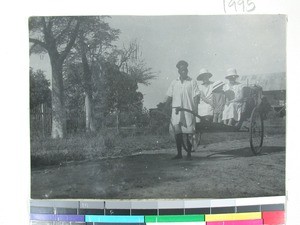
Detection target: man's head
<box><xmin>176</xmin><ymin>60</ymin><xmax>189</xmax><ymax>78</ymax></box>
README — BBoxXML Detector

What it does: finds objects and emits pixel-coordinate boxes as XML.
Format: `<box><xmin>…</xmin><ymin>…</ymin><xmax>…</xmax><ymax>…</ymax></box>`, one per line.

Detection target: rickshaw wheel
<box><xmin>250</xmin><ymin>106</ymin><xmax>264</xmax><ymax>155</ymax></box>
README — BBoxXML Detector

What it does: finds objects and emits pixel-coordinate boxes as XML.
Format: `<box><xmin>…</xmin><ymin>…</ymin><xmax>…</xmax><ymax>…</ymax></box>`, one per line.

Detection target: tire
<box><xmin>250</xmin><ymin>106</ymin><xmax>264</xmax><ymax>155</ymax></box>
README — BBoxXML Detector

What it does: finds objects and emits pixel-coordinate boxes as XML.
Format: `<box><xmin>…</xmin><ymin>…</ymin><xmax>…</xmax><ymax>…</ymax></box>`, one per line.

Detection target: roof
<box><xmin>239</xmin><ymin>72</ymin><xmax>286</xmax><ymax>91</ymax></box>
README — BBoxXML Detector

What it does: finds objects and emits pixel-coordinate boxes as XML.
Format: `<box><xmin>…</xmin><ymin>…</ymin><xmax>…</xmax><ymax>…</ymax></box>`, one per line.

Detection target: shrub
<box><xmin>104</xmin><ymin>135</ymin><xmax>115</xmax><ymax>150</ymax></box>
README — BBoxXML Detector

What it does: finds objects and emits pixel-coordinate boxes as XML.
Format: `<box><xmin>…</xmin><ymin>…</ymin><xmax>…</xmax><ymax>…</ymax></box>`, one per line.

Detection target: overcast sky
<box><xmin>30</xmin><ymin>15</ymin><xmax>286</xmax><ymax>109</ymax></box>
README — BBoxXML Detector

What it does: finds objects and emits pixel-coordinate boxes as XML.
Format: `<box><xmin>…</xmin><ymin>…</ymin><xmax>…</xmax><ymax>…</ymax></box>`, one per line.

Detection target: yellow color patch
<box><xmin>205</xmin><ymin>212</ymin><xmax>262</xmax><ymax>221</ymax></box>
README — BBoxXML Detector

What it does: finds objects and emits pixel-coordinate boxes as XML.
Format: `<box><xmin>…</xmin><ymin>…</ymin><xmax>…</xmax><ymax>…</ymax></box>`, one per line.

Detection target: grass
<box><xmin>31</xmin><ymin>130</ymin><xmax>174</xmax><ymax>167</ymax></box>
<box><xmin>31</xmin><ymin>117</ymin><xmax>285</xmax><ymax>167</ymax></box>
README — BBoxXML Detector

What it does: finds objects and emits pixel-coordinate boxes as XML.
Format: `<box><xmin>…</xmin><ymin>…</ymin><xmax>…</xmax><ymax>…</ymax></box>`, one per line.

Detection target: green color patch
<box><xmin>145</xmin><ymin>214</ymin><xmax>205</xmax><ymax>222</ymax></box>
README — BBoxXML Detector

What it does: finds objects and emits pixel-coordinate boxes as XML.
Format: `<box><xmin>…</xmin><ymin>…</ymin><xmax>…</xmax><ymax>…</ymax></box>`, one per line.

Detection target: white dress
<box><xmin>196</xmin><ymin>81</ymin><xmax>214</xmax><ymax>122</ymax></box>
<box><xmin>222</xmin><ymin>82</ymin><xmax>245</xmax><ymax>121</ymax></box>
<box><xmin>166</xmin><ymin>77</ymin><xmax>200</xmax><ymax>134</ymax></box>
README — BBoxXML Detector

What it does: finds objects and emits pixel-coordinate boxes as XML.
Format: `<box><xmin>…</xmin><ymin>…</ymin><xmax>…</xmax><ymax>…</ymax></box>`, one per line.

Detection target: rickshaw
<box><xmin>174</xmin><ymin>84</ymin><xmax>270</xmax><ymax>155</ymax></box>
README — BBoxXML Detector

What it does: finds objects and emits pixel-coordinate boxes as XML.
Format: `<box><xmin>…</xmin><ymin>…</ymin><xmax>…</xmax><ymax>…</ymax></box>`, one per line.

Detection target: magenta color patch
<box><xmin>224</xmin><ymin>219</ymin><xmax>263</xmax><ymax>225</ymax></box>
<box><xmin>207</xmin><ymin>219</ymin><xmax>263</xmax><ymax>225</ymax></box>
<box><xmin>206</xmin><ymin>222</ymin><xmax>224</xmax><ymax>225</ymax></box>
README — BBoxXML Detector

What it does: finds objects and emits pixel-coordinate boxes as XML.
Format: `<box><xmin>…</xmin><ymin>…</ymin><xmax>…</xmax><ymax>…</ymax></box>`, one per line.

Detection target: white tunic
<box><xmin>166</xmin><ymin>77</ymin><xmax>200</xmax><ymax>134</ymax></box>
<box><xmin>196</xmin><ymin>81</ymin><xmax>214</xmax><ymax>122</ymax></box>
<box><xmin>222</xmin><ymin>82</ymin><xmax>245</xmax><ymax>121</ymax></box>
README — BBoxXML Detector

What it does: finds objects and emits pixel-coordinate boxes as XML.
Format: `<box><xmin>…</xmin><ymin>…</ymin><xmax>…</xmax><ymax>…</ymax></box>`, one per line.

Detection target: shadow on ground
<box><xmin>202</xmin><ymin>146</ymin><xmax>285</xmax><ymax>160</ymax></box>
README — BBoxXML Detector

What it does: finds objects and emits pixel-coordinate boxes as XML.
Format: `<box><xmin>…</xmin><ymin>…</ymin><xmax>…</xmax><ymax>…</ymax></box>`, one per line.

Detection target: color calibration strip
<box><xmin>30</xmin><ymin>196</ymin><xmax>285</xmax><ymax>225</ymax></box>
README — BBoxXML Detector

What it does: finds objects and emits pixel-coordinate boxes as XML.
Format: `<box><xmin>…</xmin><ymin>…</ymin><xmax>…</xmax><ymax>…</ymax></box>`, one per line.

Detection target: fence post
<box><xmin>116</xmin><ymin>110</ymin><xmax>120</xmax><ymax>134</ymax></box>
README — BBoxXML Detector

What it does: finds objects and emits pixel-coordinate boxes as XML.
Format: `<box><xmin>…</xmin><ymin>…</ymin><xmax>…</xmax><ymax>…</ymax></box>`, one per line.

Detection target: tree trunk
<box><xmin>50</xmin><ymin>59</ymin><xmax>66</xmax><ymax>138</ymax></box>
<box><xmin>80</xmin><ymin>40</ymin><xmax>96</xmax><ymax>133</ymax></box>
<box><xmin>85</xmin><ymin>92</ymin><xmax>96</xmax><ymax>132</ymax></box>
<box><xmin>29</xmin><ymin>17</ymin><xmax>80</xmax><ymax>139</ymax></box>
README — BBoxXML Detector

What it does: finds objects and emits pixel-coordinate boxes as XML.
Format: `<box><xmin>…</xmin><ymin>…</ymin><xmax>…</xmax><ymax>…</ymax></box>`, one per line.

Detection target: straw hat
<box><xmin>212</xmin><ymin>80</ymin><xmax>225</xmax><ymax>91</ymax></box>
<box><xmin>225</xmin><ymin>68</ymin><xmax>239</xmax><ymax>79</ymax></box>
<box><xmin>197</xmin><ymin>68</ymin><xmax>213</xmax><ymax>81</ymax></box>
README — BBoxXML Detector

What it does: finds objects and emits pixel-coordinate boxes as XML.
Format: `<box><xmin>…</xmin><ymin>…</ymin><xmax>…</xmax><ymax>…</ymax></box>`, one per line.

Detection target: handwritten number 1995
<box><xmin>224</xmin><ymin>0</ymin><xmax>256</xmax><ymax>13</ymax></box>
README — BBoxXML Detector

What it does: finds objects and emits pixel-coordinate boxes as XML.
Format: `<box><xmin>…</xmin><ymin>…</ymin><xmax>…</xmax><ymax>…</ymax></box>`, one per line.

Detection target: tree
<box><xmin>108</xmin><ymin>41</ymin><xmax>157</xmax><ymax>131</ymax></box>
<box><xmin>65</xmin><ymin>39</ymin><xmax>156</xmax><ymax>132</ymax></box>
<box><xmin>74</xmin><ymin>16</ymin><xmax>120</xmax><ymax>132</ymax></box>
<box><xmin>62</xmin><ymin>17</ymin><xmax>120</xmax><ymax>132</ymax></box>
<box><xmin>100</xmin><ymin>62</ymin><xmax>145</xmax><ymax>133</ymax></box>
<box><xmin>149</xmin><ymin>101</ymin><xmax>171</xmax><ymax>134</ymax></box>
<box><xmin>101</xmin><ymin>41</ymin><xmax>156</xmax><ymax>131</ymax></box>
<box><xmin>114</xmin><ymin>40</ymin><xmax>156</xmax><ymax>85</ymax></box>
<box><xmin>29</xmin><ymin>17</ymin><xmax>80</xmax><ymax>138</ymax></box>
<box><xmin>30</xmin><ymin>68</ymin><xmax>51</xmax><ymax>109</ymax></box>
<box><xmin>64</xmin><ymin>63</ymin><xmax>85</xmax><ymax>133</ymax></box>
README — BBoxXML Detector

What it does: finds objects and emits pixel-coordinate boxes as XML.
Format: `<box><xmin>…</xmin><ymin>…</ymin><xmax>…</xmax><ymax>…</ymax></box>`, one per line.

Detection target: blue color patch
<box><xmin>30</xmin><ymin>214</ymin><xmax>85</xmax><ymax>222</ymax></box>
<box><xmin>56</xmin><ymin>215</ymin><xmax>85</xmax><ymax>222</ymax></box>
<box><xmin>30</xmin><ymin>214</ymin><xmax>56</xmax><ymax>221</ymax></box>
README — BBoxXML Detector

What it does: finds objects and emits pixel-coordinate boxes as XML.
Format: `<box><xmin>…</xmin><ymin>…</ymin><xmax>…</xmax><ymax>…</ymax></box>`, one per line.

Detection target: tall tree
<box><xmin>29</xmin><ymin>17</ymin><xmax>80</xmax><ymax>138</ymax></box>
<box><xmin>74</xmin><ymin>16</ymin><xmax>119</xmax><ymax>132</ymax></box>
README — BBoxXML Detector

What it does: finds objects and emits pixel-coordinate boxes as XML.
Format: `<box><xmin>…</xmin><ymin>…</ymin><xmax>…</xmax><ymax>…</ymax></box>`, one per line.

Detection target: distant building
<box><xmin>239</xmin><ymin>72</ymin><xmax>286</xmax><ymax>107</ymax></box>
<box><xmin>239</xmin><ymin>72</ymin><xmax>286</xmax><ymax>116</ymax></box>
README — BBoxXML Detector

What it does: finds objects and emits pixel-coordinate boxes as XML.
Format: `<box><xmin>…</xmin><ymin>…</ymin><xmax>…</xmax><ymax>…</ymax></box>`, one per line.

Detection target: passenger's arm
<box><xmin>232</xmin><ymin>86</ymin><xmax>245</xmax><ymax>103</ymax></box>
<box><xmin>227</xmin><ymin>85</ymin><xmax>245</xmax><ymax>104</ymax></box>
<box><xmin>164</xmin><ymin>96</ymin><xmax>172</xmax><ymax>112</ymax></box>
<box><xmin>194</xmin><ymin>95</ymin><xmax>200</xmax><ymax>114</ymax></box>
<box><xmin>200</xmin><ymin>91</ymin><xmax>213</xmax><ymax>105</ymax></box>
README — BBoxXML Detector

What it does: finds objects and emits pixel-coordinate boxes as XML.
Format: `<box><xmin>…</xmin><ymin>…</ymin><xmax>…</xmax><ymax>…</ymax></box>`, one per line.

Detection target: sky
<box><xmin>30</xmin><ymin>15</ymin><xmax>286</xmax><ymax>109</ymax></box>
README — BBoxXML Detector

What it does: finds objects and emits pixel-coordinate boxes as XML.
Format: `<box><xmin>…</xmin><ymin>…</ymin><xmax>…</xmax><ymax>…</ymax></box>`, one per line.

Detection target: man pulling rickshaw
<box><xmin>165</xmin><ymin>60</ymin><xmax>200</xmax><ymax>160</ymax></box>
<box><xmin>165</xmin><ymin>63</ymin><xmax>270</xmax><ymax>157</ymax></box>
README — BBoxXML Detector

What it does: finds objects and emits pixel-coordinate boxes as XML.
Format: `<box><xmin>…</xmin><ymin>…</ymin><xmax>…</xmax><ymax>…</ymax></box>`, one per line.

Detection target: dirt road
<box><xmin>31</xmin><ymin>134</ymin><xmax>285</xmax><ymax>199</ymax></box>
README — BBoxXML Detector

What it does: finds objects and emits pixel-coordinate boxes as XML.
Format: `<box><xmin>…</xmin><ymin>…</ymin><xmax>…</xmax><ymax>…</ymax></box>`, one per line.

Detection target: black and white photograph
<box><xmin>29</xmin><ymin>15</ymin><xmax>286</xmax><ymax>199</ymax></box>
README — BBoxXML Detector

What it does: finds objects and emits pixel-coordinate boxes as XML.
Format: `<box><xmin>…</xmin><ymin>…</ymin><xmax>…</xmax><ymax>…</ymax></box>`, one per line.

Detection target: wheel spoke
<box><xmin>250</xmin><ymin>107</ymin><xmax>264</xmax><ymax>155</ymax></box>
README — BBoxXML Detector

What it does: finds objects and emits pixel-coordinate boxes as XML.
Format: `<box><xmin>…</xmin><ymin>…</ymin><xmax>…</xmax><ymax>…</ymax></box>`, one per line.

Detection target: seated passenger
<box><xmin>211</xmin><ymin>81</ymin><xmax>226</xmax><ymax>123</ymax></box>
<box><xmin>196</xmin><ymin>68</ymin><xmax>214</xmax><ymax>122</ymax></box>
<box><xmin>222</xmin><ymin>68</ymin><xmax>245</xmax><ymax>127</ymax></box>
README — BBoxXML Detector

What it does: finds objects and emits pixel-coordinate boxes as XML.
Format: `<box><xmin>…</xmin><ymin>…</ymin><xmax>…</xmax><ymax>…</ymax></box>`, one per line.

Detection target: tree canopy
<box><xmin>29</xmin><ymin>16</ymin><xmax>156</xmax><ymax>136</ymax></box>
<box><xmin>30</xmin><ymin>68</ymin><xmax>51</xmax><ymax>109</ymax></box>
